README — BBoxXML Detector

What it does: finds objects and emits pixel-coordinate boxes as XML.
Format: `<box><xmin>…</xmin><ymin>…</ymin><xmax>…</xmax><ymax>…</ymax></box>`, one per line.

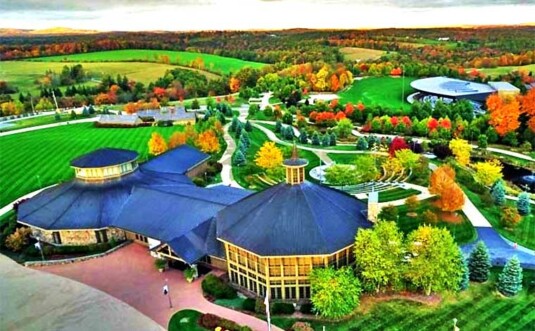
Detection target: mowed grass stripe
<box><xmin>0</xmin><ymin>123</ymin><xmax>183</xmax><ymax>207</ymax></box>
<box><xmin>30</xmin><ymin>49</ymin><xmax>266</xmax><ymax>75</ymax></box>
<box><xmin>491</xmin><ymin>297</ymin><xmax>535</xmax><ymax>331</ymax></box>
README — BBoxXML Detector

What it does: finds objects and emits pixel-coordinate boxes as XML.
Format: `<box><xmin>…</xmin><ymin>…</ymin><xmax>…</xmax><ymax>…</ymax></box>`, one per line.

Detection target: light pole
<box><xmin>36</xmin><ymin>236</ymin><xmax>45</xmax><ymax>261</ymax></box>
<box><xmin>401</xmin><ymin>64</ymin><xmax>406</xmax><ymax>106</ymax></box>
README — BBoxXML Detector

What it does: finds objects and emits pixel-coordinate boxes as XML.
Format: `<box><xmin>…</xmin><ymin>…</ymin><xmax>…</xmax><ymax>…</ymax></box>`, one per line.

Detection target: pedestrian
<box><xmin>513</xmin><ymin>242</ymin><xmax>518</xmax><ymax>250</ymax></box>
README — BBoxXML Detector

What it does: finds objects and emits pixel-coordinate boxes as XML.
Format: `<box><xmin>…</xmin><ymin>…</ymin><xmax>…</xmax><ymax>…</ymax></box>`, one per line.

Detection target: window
<box><xmin>95</xmin><ymin>230</ymin><xmax>108</xmax><ymax>243</ymax></box>
<box><xmin>52</xmin><ymin>231</ymin><xmax>62</xmax><ymax>244</ymax></box>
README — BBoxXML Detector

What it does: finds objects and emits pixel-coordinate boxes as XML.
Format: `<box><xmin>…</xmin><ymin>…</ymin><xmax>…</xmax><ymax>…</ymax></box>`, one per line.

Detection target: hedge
<box><xmin>299</xmin><ymin>303</ymin><xmax>314</xmax><ymax>314</ymax></box>
<box><xmin>271</xmin><ymin>302</ymin><xmax>295</xmax><ymax>315</ymax></box>
<box><xmin>242</xmin><ymin>298</ymin><xmax>256</xmax><ymax>312</ymax></box>
<box><xmin>201</xmin><ymin>274</ymin><xmax>237</xmax><ymax>299</ymax></box>
<box><xmin>198</xmin><ymin>313</ymin><xmax>252</xmax><ymax>331</ymax></box>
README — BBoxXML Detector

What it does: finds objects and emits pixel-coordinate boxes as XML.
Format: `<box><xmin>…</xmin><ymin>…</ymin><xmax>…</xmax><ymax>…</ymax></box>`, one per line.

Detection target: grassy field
<box><xmin>0</xmin><ymin>113</ymin><xmax>85</xmax><ymax>132</ymax></box>
<box><xmin>30</xmin><ymin>49</ymin><xmax>266</xmax><ymax>75</ymax></box>
<box><xmin>0</xmin><ymin>123</ymin><xmax>185</xmax><ymax>207</ymax></box>
<box><xmin>378</xmin><ymin>187</ymin><xmax>420</xmax><ymax>203</ymax></box>
<box><xmin>479</xmin><ymin>64</ymin><xmax>535</xmax><ymax>77</ymax></box>
<box><xmin>340</xmin><ymin>47</ymin><xmax>388</xmax><ymax>61</ymax></box>
<box><xmin>168</xmin><ymin>309</ymin><xmax>207</xmax><ymax>331</ymax></box>
<box><xmin>0</xmin><ymin>60</ymin><xmax>217</xmax><ymax>95</ymax></box>
<box><xmin>272</xmin><ymin>268</ymin><xmax>535</xmax><ymax>331</ymax></box>
<box><xmin>338</xmin><ymin>76</ymin><xmax>416</xmax><ymax>110</ymax></box>
<box><xmin>464</xmin><ymin>189</ymin><xmax>535</xmax><ymax>250</ymax></box>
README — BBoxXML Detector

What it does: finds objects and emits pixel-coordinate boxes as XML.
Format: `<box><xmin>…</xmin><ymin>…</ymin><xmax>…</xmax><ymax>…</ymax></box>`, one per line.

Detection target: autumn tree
<box><xmin>404</xmin><ymin>225</ymin><xmax>463</xmax><ymax>295</ymax></box>
<box><xmin>449</xmin><ymin>138</ymin><xmax>472</xmax><ymax>166</ymax></box>
<box><xmin>5</xmin><ymin>227</ymin><xmax>32</xmax><ymax>252</ymax></box>
<box><xmin>148</xmin><ymin>132</ymin><xmax>168</xmax><ymax>156</ymax></box>
<box><xmin>354</xmin><ymin>221</ymin><xmax>405</xmax><ymax>292</ymax></box>
<box><xmin>395</xmin><ymin>149</ymin><xmax>420</xmax><ymax>170</ymax></box>
<box><xmin>196</xmin><ymin>130</ymin><xmax>220</xmax><ymax>154</ymax></box>
<box><xmin>520</xmin><ymin>88</ymin><xmax>535</xmax><ymax>132</ymax></box>
<box><xmin>501</xmin><ymin>206</ymin><xmax>522</xmax><ymax>229</ymax></box>
<box><xmin>229</xmin><ymin>77</ymin><xmax>240</xmax><ymax>93</ymax></box>
<box><xmin>310</xmin><ymin>267</ymin><xmax>361</xmax><ymax>318</ymax></box>
<box><xmin>255</xmin><ymin>142</ymin><xmax>283</xmax><ymax>170</ymax></box>
<box><xmin>389</xmin><ymin>136</ymin><xmax>409</xmax><ymax>157</ymax></box>
<box><xmin>473</xmin><ymin>159</ymin><xmax>503</xmax><ymax>186</ymax></box>
<box><xmin>168</xmin><ymin>132</ymin><xmax>187</xmax><ymax>149</ymax></box>
<box><xmin>486</xmin><ymin>93</ymin><xmax>522</xmax><ymax>137</ymax></box>
<box><xmin>428</xmin><ymin>165</ymin><xmax>465</xmax><ymax>212</ymax></box>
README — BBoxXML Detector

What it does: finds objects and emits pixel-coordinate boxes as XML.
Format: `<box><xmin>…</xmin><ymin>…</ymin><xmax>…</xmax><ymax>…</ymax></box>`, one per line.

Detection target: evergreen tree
<box><xmin>497</xmin><ymin>256</ymin><xmax>523</xmax><ymax>297</ymax></box>
<box><xmin>311</xmin><ymin>132</ymin><xmax>321</xmax><ymax>146</ymax></box>
<box><xmin>284</xmin><ymin>126</ymin><xmax>294</xmax><ymax>140</ymax></box>
<box><xmin>275</xmin><ymin>120</ymin><xmax>282</xmax><ymax>133</ymax></box>
<box><xmin>217</xmin><ymin>111</ymin><xmax>227</xmax><ymax>125</ymax></box>
<box><xmin>82</xmin><ymin>107</ymin><xmax>89</xmax><ymax>117</ymax></box>
<box><xmin>70</xmin><ymin>110</ymin><xmax>77</xmax><ymax>120</ymax></box>
<box><xmin>491</xmin><ymin>180</ymin><xmax>506</xmax><ymax>206</ymax></box>
<box><xmin>517</xmin><ymin>192</ymin><xmax>531</xmax><ymax>216</ymax></box>
<box><xmin>299</xmin><ymin>130</ymin><xmax>308</xmax><ymax>144</ymax></box>
<box><xmin>330</xmin><ymin>133</ymin><xmax>337</xmax><ymax>146</ymax></box>
<box><xmin>229</xmin><ymin>116</ymin><xmax>239</xmax><ymax>133</ymax></box>
<box><xmin>88</xmin><ymin>105</ymin><xmax>95</xmax><ymax>114</ymax></box>
<box><xmin>458</xmin><ymin>250</ymin><xmax>470</xmax><ymax>291</ymax></box>
<box><xmin>233</xmin><ymin>150</ymin><xmax>246</xmax><ymax>166</ymax></box>
<box><xmin>240</xmin><ymin>131</ymin><xmax>250</xmax><ymax>149</ymax></box>
<box><xmin>235</xmin><ymin>121</ymin><xmax>243</xmax><ymax>138</ymax></box>
<box><xmin>356</xmin><ymin>137</ymin><xmax>369</xmax><ymax>150</ymax></box>
<box><xmin>468</xmin><ymin>241</ymin><xmax>492</xmax><ymax>282</ymax></box>
<box><xmin>322</xmin><ymin>133</ymin><xmax>330</xmax><ymax>147</ymax></box>
<box><xmin>244</xmin><ymin>120</ymin><xmax>253</xmax><ymax>132</ymax></box>
<box><xmin>238</xmin><ymin>140</ymin><xmax>248</xmax><ymax>155</ymax></box>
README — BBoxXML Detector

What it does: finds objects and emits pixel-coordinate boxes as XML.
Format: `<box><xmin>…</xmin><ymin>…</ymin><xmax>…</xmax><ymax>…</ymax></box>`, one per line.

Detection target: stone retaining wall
<box><xmin>24</xmin><ymin>241</ymin><xmax>131</xmax><ymax>267</ymax></box>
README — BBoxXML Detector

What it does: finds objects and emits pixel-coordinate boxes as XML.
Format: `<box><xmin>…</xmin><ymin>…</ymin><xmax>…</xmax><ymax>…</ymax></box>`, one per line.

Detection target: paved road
<box><xmin>0</xmin><ymin>117</ymin><xmax>98</xmax><ymax>137</ymax></box>
<box><xmin>0</xmin><ymin>252</ymin><xmax>163</xmax><ymax>331</ymax></box>
<box><xmin>36</xmin><ymin>243</ymin><xmax>282</xmax><ymax>331</ymax></box>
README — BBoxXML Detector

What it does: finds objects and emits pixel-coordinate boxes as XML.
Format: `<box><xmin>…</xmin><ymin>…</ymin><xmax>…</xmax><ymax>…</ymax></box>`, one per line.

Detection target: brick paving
<box><xmin>36</xmin><ymin>243</ymin><xmax>281</xmax><ymax>331</ymax></box>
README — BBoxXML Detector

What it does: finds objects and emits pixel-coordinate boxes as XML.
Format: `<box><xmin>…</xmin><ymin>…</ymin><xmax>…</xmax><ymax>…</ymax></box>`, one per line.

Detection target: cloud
<box><xmin>0</xmin><ymin>0</ymin><xmax>212</xmax><ymax>12</ymax></box>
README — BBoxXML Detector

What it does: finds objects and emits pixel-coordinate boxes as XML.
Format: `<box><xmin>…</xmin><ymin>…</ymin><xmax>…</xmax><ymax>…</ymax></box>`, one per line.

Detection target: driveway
<box><xmin>0</xmin><ymin>252</ymin><xmax>162</xmax><ymax>331</ymax></box>
<box><xmin>36</xmin><ymin>243</ymin><xmax>281</xmax><ymax>331</ymax></box>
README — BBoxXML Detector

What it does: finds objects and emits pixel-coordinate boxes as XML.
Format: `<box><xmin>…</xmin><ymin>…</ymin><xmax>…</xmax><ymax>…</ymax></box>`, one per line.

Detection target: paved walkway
<box><xmin>35</xmin><ymin>244</ymin><xmax>281</xmax><ymax>331</ymax></box>
<box><xmin>0</xmin><ymin>117</ymin><xmax>98</xmax><ymax>137</ymax></box>
<box><xmin>219</xmin><ymin>123</ymin><xmax>242</xmax><ymax>188</ymax></box>
<box><xmin>0</xmin><ymin>252</ymin><xmax>163</xmax><ymax>331</ymax></box>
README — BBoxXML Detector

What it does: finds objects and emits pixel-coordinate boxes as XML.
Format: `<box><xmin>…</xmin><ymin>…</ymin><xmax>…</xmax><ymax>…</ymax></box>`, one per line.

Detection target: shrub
<box><xmin>192</xmin><ymin>176</ymin><xmax>206</xmax><ymax>187</ymax></box>
<box><xmin>154</xmin><ymin>258</ymin><xmax>166</xmax><ymax>270</ymax></box>
<box><xmin>422</xmin><ymin>210</ymin><xmax>438</xmax><ymax>224</ymax></box>
<box><xmin>201</xmin><ymin>274</ymin><xmax>237</xmax><ymax>299</ymax></box>
<box><xmin>242</xmin><ymin>298</ymin><xmax>256</xmax><ymax>312</ymax></box>
<box><xmin>5</xmin><ymin>227</ymin><xmax>32</xmax><ymax>252</ymax></box>
<box><xmin>501</xmin><ymin>206</ymin><xmax>522</xmax><ymax>229</ymax></box>
<box><xmin>378</xmin><ymin>204</ymin><xmax>398</xmax><ymax>222</ymax></box>
<box><xmin>271</xmin><ymin>302</ymin><xmax>295</xmax><ymax>315</ymax></box>
<box><xmin>292</xmin><ymin>322</ymin><xmax>314</xmax><ymax>331</ymax></box>
<box><xmin>405</xmin><ymin>196</ymin><xmax>420</xmax><ymax>212</ymax></box>
<box><xmin>254</xmin><ymin>297</ymin><xmax>267</xmax><ymax>315</ymax></box>
<box><xmin>299</xmin><ymin>303</ymin><xmax>314</xmax><ymax>314</ymax></box>
<box><xmin>198</xmin><ymin>313</ymin><xmax>251</xmax><ymax>331</ymax></box>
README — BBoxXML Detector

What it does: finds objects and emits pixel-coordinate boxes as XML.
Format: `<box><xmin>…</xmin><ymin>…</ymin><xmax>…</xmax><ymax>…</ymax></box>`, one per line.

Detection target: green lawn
<box><xmin>337</xmin><ymin>76</ymin><xmax>416</xmax><ymax>111</ymax></box>
<box><xmin>395</xmin><ymin>198</ymin><xmax>476</xmax><ymax>245</ymax></box>
<box><xmin>0</xmin><ymin>61</ymin><xmax>195</xmax><ymax>95</ymax></box>
<box><xmin>464</xmin><ymin>189</ymin><xmax>535</xmax><ymax>250</ymax></box>
<box><xmin>0</xmin><ymin>123</ymin><xmax>185</xmax><ymax>207</ymax></box>
<box><xmin>378</xmin><ymin>188</ymin><xmax>420</xmax><ymax>203</ymax></box>
<box><xmin>272</xmin><ymin>268</ymin><xmax>535</xmax><ymax>331</ymax></box>
<box><xmin>30</xmin><ymin>49</ymin><xmax>266</xmax><ymax>75</ymax></box>
<box><xmin>168</xmin><ymin>309</ymin><xmax>207</xmax><ymax>331</ymax></box>
<box><xmin>0</xmin><ymin>113</ymin><xmax>89</xmax><ymax>132</ymax></box>
<box><xmin>479</xmin><ymin>64</ymin><xmax>535</xmax><ymax>77</ymax></box>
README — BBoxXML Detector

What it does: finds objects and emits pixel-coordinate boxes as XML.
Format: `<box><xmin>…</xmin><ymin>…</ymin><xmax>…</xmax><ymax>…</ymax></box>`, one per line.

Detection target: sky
<box><xmin>1</xmin><ymin>0</ymin><xmax>534</xmax><ymax>31</ymax></box>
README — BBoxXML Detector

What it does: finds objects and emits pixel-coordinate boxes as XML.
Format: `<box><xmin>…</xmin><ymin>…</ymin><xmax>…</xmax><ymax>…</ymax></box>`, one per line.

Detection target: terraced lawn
<box><xmin>272</xmin><ymin>268</ymin><xmax>535</xmax><ymax>331</ymax></box>
<box><xmin>0</xmin><ymin>123</ymin><xmax>184</xmax><ymax>207</ymax></box>
<box><xmin>30</xmin><ymin>49</ymin><xmax>266</xmax><ymax>75</ymax></box>
<box><xmin>338</xmin><ymin>76</ymin><xmax>416</xmax><ymax>111</ymax></box>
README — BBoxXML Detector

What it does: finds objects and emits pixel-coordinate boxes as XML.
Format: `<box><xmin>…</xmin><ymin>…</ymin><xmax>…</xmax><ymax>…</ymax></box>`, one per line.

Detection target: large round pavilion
<box><xmin>216</xmin><ymin>146</ymin><xmax>371</xmax><ymax>300</ymax></box>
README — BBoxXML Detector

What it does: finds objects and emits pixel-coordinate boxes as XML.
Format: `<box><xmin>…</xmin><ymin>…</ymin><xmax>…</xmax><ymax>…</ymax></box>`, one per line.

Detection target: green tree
<box><xmin>404</xmin><ymin>225</ymin><xmax>463</xmax><ymax>295</ymax></box>
<box><xmin>378</xmin><ymin>204</ymin><xmax>398</xmax><ymax>222</ymax></box>
<box><xmin>477</xmin><ymin>134</ymin><xmax>488</xmax><ymax>149</ymax></box>
<box><xmin>299</xmin><ymin>130</ymin><xmax>308</xmax><ymax>144</ymax></box>
<box><xmin>395</xmin><ymin>149</ymin><xmax>420</xmax><ymax>170</ymax></box>
<box><xmin>240</xmin><ymin>131</ymin><xmax>250</xmax><ymax>149</ymax></box>
<box><xmin>325</xmin><ymin>164</ymin><xmax>358</xmax><ymax>186</ymax></box>
<box><xmin>263</xmin><ymin>105</ymin><xmax>273</xmax><ymax>117</ymax></box>
<box><xmin>336</xmin><ymin>118</ymin><xmax>353</xmax><ymax>139</ymax></box>
<box><xmin>329</xmin><ymin>132</ymin><xmax>337</xmax><ymax>146</ymax></box>
<box><xmin>275</xmin><ymin>120</ymin><xmax>282</xmax><ymax>133</ymax></box>
<box><xmin>517</xmin><ymin>192</ymin><xmax>532</xmax><ymax>216</ymax></box>
<box><xmin>354</xmin><ymin>155</ymin><xmax>380</xmax><ymax>183</ymax></box>
<box><xmin>468</xmin><ymin>241</ymin><xmax>492</xmax><ymax>282</ymax></box>
<box><xmin>70</xmin><ymin>110</ymin><xmax>77</xmax><ymax>119</ymax></box>
<box><xmin>459</xmin><ymin>250</ymin><xmax>470</xmax><ymax>291</ymax></box>
<box><xmin>354</xmin><ymin>221</ymin><xmax>404</xmax><ymax>292</ymax></box>
<box><xmin>235</xmin><ymin>121</ymin><xmax>243</xmax><ymax>138</ymax></box>
<box><xmin>233</xmin><ymin>150</ymin><xmax>246</xmax><ymax>166</ymax></box>
<box><xmin>229</xmin><ymin>116</ymin><xmax>239</xmax><ymax>133</ymax></box>
<box><xmin>282</xmin><ymin>112</ymin><xmax>293</xmax><ymax>125</ymax></box>
<box><xmin>191</xmin><ymin>99</ymin><xmax>200</xmax><ymax>110</ymax></box>
<box><xmin>356</xmin><ymin>137</ymin><xmax>368</xmax><ymax>151</ymax></box>
<box><xmin>491</xmin><ymin>180</ymin><xmax>506</xmax><ymax>206</ymax></box>
<box><xmin>311</xmin><ymin>132</ymin><xmax>321</xmax><ymax>146</ymax></box>
<box><xmin>497</xmin><ymin>256</ymin><xmax>523</xmax><ymax>297</ymax></box>
<box><xmin>244</xmin><ymin>120</ymin><xmax>253</xmax><ymax>132</ymax></box>
<box><xmin>248</xmin><ymin>104</ymin><xmax>259</xmax><ymax>116</ymax></box>
<box><xmin>310</xmin><ymin>266</ymin><xmax>361</xmax><ymax>319</ymax></box>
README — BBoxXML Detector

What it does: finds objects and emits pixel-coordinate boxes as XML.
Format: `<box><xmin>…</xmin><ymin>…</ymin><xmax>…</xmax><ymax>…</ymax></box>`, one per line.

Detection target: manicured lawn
<box><xmin>479</xmin><ymin>64</ymin><xmax>535</xmax><ymax>77</ymax></box>
<box><xmin>0</xmin><ymin>113</ymin><xmax>90</xmax><ymax>132</ymax></box>
<box><xmin>337</xmin><ymin>76</ymin><xmax>416</xmax><ymax>110</ymax></box>
<box><xmin>395</xmin><ymin>198</ymin><xmax>476</xmax><ymax>245</ymax></box>
<box><xmin>30</xmin><ymin>49</ymin><xmax>266</xmax><ymax>75</ymax></box>
<box><xmin>272</xmin><ymin>268</ymin><xmax>535</xmax><ymax>331</ymax></box>
<box><xmin>168</xmin><ymin>309</ymin><xmax>207</xmax><ymax>331</ymax></box>
<box><xmin>0</xmin><ymin>123</ymin><xmax>185</xmax><ymax>207</ymax></box>
<box><xmin>464</xmin><ymin>189</ymin><xmax>535</xmax><ymax>250</ymax></box>
<box><xmin>327</xmin><ymin>153</ymin><xmax>359</xmax><ymax>164</ymax></box>
<box><xmin>215</xmin><ymin>297</ymin><xmax>246</xmax><ymax>309</ymax></box>
<box><xmin>378</xmin><ymin>187</ymin><xmax>420</xmax><ymax>203</ymax></box>
<box><xmin>0</xmin><ymin>61</ymin><xmax>189</xmax><ymax>95</ymax></box>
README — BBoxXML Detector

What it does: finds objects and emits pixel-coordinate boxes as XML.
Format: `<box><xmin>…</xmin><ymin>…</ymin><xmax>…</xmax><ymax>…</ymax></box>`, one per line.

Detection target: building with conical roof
<box><xmin>216</xmin><ymin>146</ymin><xmax>371</xmax><ymax>300</ymax></box>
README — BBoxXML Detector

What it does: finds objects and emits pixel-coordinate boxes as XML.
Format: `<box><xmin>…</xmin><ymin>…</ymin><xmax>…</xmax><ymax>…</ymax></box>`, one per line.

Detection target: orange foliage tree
<box><xmin>196</xmin><ymin>130</ymin><xmax>220</xmax><ymax>154</ymax></box>
<box><xmin>486</xmin><ymin>93</ymin><xmax>522</xmax><ymax>136</ymax></box>
<box><xmin>229</xmin><ymin>77</ymin><xmax>241</xmax><ymax>93</ymax></box>
<box><xmin>428</xmin><ymin>165</ymin><xmax>465</xmax><ymax>213</ymax></box>
<box><xmin>168</xmin><ymin>132</ymin><xmax>187</xmax><ymax>149</ymax></box>
<box><xmin>148</xmin><ymin>132</ymin><xmax>168</xmax><ymax>156</ymax></box>
<box><xmin>520</xmin><ymin>88</ymin><xmax>535</xmax><ymax>132</ymax></box>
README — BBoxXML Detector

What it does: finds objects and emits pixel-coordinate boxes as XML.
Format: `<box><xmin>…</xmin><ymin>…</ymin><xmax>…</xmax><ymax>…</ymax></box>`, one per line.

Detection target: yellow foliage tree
<box><xmin>395</xmin><ymin>149</ymin><xmax>420</xmax><ymax>170</ymax></box>
<box><xmin>382</xmin><ymin>157</ymin><xmax>404</xmax><ymax>175</ymax></box>
<box><xmin>429</xmin><ymin>165</ymin><xmax>465</xmax><ymax>212</ymax></box>
<box><xmin>255</xmin><ymin>142</ymin><xmax>283</xmax><ymax>170</ymax></box>
<box><xmin>196</xmin><ymin>130</ymin><xmax>220</xmax><ymax>154</ymax></box>
<box><xmin>148</xmin><ymin>132</ymin><xmax>168</xmax><ymax>156</ymax></box>
<box><xmin>473</xmin><ymin>159</ymin><xmax>503</xmax><ymax>187</ymax></box>
<box><xmin>5</xmin><ymin>227</ymin><xmax>32</xmax><ymax>252</ymax></box>
<box><xmin>168</xmin><ymin>132</ymin><xmax>187</xmax><ymax>149</ymax></box>
<box><xmin>449</xmin><ymin>138</ymin><xmax>472</xmax><ymax>166</ymax></box>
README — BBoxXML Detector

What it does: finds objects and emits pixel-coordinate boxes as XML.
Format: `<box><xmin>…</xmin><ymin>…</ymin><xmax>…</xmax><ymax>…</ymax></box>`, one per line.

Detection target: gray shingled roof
<box><xmin>216</xmin><ymin>181</ymin><xmax>372</xmax><ymax>256</ymax></box>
